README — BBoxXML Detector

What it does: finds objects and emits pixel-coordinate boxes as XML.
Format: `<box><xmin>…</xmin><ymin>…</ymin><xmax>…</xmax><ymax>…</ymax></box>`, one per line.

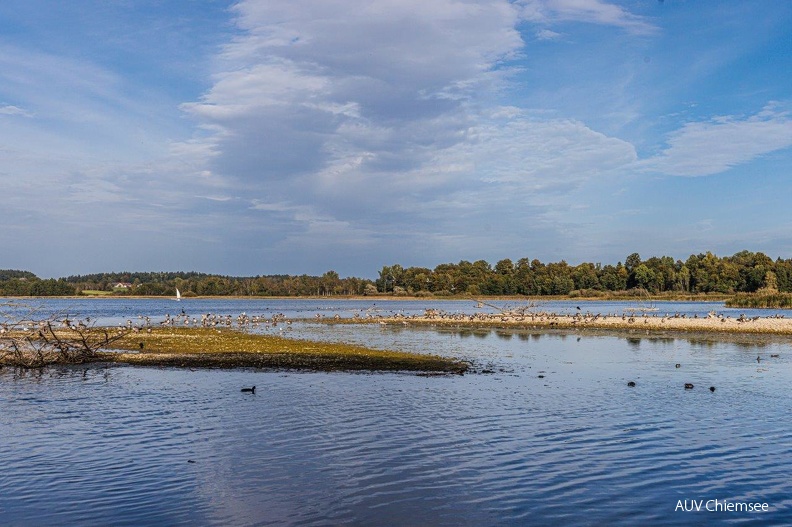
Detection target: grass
<box><xmin>100</xmin><ymin>327</ymin><xmax>468</xmax><ymax>374</ymax></box>
<box><xmin>726</xmin><ymin>292</ymin><xmax>792</xmax><ymax>309</ymax></box>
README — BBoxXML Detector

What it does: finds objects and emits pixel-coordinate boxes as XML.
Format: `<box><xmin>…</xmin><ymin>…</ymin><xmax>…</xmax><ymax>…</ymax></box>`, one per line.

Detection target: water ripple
<box><xmin>2</xmin><ymin>308</ymin><xmax>792</xmax><ymax>525</ymax></box>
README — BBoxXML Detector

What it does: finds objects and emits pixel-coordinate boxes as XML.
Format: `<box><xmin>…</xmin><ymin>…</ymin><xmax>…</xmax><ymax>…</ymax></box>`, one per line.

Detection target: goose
<box><xmin>241</xmin><ymin>386</ymin><xmax>256</xmax><ymax>393</ymax></box>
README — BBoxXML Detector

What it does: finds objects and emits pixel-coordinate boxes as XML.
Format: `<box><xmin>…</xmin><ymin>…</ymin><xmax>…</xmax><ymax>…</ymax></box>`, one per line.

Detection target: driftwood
<box><xmin>0</xmin><ymin>303</ymin><xmax>129</xmax><ymax>368</ymax></box>
<box><xmin>468</xmin><ymin>297</ymin><xmax>540</xmax><ymax>316</ymax></box>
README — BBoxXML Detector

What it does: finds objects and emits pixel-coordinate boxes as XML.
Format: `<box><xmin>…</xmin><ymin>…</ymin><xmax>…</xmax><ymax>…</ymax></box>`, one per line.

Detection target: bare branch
<box><xmin>0</xmin><ymin>301</ymin><xmax>131</xmax><ymax>368</ymax></box>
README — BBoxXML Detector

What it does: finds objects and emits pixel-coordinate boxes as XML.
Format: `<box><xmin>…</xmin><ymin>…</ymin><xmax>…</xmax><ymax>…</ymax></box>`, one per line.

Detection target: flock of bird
<box><xmin>116</xmin><ymin>311</ymin><xmax>294</xmax><ymax>333</ymax></box>
<box><xmin>3</xmin><ymin>305</ymin><xmax>784</xmax><ymax>400</ymax></box>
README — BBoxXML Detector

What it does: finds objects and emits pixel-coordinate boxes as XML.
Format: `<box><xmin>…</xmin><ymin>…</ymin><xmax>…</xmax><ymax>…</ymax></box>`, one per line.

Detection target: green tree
<box><xmin>632</xmin><ymin>264</ymin><xmax>656</xmax><ymax>292</ymax></box>
<box><xmin>572</xmin><ymin>262</ymin><xmax>600</xmax><ymax>290</ymax></box>
<box><xmin>625</xmin><ymin>253</ymin><xmax>642</xmax><ymax>273</ymax></box>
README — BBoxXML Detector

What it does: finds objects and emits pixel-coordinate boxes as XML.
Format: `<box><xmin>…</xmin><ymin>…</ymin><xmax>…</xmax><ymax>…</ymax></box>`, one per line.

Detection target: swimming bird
<box><xmin>709</xmin><ymin>386</ymin><xmax>716</xmax><ymax>392</ymax></box>
<box><xmin>675</xmin><ymin>363</ymin><xmax>681</xmax><ymax>368</ymax></box>
<box><xmin>684</xmin><ymin>383</ymin><xmax>694</xmax><ymax>390</ymax></box>
<box><xmin>241</xmin><ymin>386</ymin><xmax>256</xmax><ymax>393</ymax></box>
<box><xmin>627</xmin><ymin>381</ymin><xmax>636</xmax><ymax>387</ymax></box>
<box><xmin>757</xmin><ymin>356</ymin><xmax>761</xmax><ymax>363</ymax></box>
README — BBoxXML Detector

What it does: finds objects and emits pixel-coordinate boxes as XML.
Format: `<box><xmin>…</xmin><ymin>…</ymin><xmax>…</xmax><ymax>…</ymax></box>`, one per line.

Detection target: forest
<box><xmin>1</xmin><ymin>250</ymin><xmax>790</xmax><ymax>297</ymax></box>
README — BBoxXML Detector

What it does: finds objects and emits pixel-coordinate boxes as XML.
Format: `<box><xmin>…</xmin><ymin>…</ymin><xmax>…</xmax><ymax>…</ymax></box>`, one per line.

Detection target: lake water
<box><xmin>1</xmin><ymin>298</ymin><xmax>791</xmax><ymax>525</ymax></box>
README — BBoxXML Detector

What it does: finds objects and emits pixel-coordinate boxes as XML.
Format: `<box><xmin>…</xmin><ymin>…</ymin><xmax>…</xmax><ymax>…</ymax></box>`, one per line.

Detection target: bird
<box><xmin>627</xmin><ymin>381</ymin><xmax>636</xmax><ymax>387</ymax></box>
<box><xmin>241</xmin><ymin>386</ymin><xmax>256</xmax><ymax>393</ymax></box>
<box><xmin>675</xmin><ymin>363</ymin><xmax>681</xmax><ymax>368</ymax></box>
<box><xmin>684</xmin><ymin>383</ymin><xmax>694</xmax><ymax>389</ymax></box>
<box><xmin>757</xmin><ymin>356</ymin><xmax>761</xmax><ymax>363</ymax></box>
<box><xmin>709</xmin><ymin>386</ymin><xmax>716</xmax><ymax>392</ymax></box>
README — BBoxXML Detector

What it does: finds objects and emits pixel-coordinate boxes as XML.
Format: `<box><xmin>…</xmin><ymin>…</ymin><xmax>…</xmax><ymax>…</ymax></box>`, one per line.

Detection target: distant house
<box><xmin>113</xmin><ymin>282</ymin><xmax>133</xmax><ymax>289</ymax></box>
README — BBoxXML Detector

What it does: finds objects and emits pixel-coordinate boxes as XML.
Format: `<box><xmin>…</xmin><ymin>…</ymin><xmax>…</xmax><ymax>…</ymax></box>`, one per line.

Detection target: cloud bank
<box><xmin>2</xmin><ymin>0</ymin><xmax>791</xmax><ymax>276</ymax></box>
<box><xmin>174</xmin><ymin>0</ymin><xmax>645</xmax><ymax>267</ymax></box>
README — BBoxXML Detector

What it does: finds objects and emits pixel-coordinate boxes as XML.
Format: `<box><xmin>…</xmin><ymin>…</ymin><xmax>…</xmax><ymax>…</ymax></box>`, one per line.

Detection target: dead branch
<box><xmin>0</xmin><ymin>302</ymin><xmax>130</xmax><ymax>368</ymax></box>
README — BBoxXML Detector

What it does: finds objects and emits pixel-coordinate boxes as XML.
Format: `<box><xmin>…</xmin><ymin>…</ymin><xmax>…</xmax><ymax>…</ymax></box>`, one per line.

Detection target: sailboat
<box><xmin>176</xmin><ymin>288</ymin><xmax>181</xmax><ymax>301</ymax></box>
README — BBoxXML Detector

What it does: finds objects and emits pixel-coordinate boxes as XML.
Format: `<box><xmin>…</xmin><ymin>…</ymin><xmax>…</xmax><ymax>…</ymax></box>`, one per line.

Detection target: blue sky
<box><xmin>1</xmin><ymin>0</ymin><xmax>791</xmax><ymax>279</ymax></box>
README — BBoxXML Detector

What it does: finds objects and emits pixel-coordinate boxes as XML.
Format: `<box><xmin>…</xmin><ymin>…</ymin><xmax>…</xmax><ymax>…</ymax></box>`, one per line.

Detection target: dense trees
<box><xmin>1</xmin><ymin>250</ymin><xmax>791</xmax><ymax>297</ymax></box>
<box><xmin>374</xmin><ymin>251</ymin><xmax>792</xmax><ymax>296</ymax></box>
<box><xmin>57</xmin><ymin>271</ymin><xmax>370</xmax><ymax>297</ymax></box>
<box><xmin>0</xmin><ymin>272</ymin><xmax>76</xmax><ymax>296</ymax></box>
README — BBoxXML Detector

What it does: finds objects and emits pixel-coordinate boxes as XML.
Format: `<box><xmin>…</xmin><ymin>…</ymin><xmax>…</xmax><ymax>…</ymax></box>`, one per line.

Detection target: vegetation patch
<box><xmin>80</xmin><ymin>290</ymin><xmax>115</xmax><ymax>296</ymax></box>
<box><xmin>727</xmin><ymin>292</ymin><xmax>792</xmax><ymax>309</ymax></box>
<box><xmin>103</xmin><ymin>327</ymin><xmax>467</xmax><ymax>374</ymax></box>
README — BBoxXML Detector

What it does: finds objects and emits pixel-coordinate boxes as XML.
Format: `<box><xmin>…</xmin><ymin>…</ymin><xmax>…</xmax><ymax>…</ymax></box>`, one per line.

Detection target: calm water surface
<box><xmin>1</xmin><ymin>298</ymin><xmax>791</xmax><ymax>525</ymax></box>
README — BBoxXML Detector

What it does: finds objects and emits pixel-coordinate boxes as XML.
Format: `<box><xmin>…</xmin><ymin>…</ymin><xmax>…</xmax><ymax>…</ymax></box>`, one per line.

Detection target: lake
<box><xmin>1</xmin><ymin>298</ymin><xmax>791</xmax><ymax>525</ymax></box>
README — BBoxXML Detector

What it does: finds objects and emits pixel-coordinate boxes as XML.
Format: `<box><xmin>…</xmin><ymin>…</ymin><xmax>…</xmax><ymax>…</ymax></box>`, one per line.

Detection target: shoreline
<box><xmin>325</xmin><ymin>312</ymin><xmax>792</xmax><ymax>337</ymax></box>
<box><xmin>5</xmin><ymin>293</ymin><xmax>737</xmax><ymax>302</ymax></box>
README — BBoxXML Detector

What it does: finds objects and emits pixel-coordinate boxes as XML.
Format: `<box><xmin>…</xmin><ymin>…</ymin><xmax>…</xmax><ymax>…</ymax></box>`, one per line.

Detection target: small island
<box><xmin>0</xmin><ymin>321</ymin><xmax>468</xmax><ymax>374</ymax></box>
<box><xmin>105</xmin><ymin>327</ymin><xmax>467</xmax><ymax>374</ymax></box>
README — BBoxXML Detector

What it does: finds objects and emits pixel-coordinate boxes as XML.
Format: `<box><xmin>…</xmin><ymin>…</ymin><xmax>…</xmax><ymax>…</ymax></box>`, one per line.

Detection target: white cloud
<box><xmin>461</xmin><ymin>109</ymin><xmax>637</xmax><ymax>187</ymax></box>
<box><xmin>0</xmin><ymin>104</ymin><xmax>33</xmax><ymax>117</ymax></box>
<box><xmin>172</xmin><ymin>0</ymin><xmax>646</xmax><ymax>269</ymax></box>
<box><xmin>641</xmin><ymin>105</ymin><xmax>792</xmax><ymax>176</ymax></box>
<box><xmin>181</xmin><ymin>0</ymin><xmax>642</xmax><ymax>199</ymax></box>
<box><xmin>536</xmin><ymin>29</ymin><xmax>562</xmax><ymax>40</ymax></box>
<box><xmin>519</xmin><ymin>0</ymin><xmax>658</xmax><ymax>35</ymax></box>
<box><xmin>178</xmin><ymin>0</ymin><xmax>527</xmax><ymax>200</ymax></box>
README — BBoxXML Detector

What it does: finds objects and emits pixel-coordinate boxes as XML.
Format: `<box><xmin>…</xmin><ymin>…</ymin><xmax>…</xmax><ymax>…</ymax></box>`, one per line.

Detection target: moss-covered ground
<box><xmin>100</xmin><ymin>327</ymin><xmax>467</xmax><ymax>374</ymax></box>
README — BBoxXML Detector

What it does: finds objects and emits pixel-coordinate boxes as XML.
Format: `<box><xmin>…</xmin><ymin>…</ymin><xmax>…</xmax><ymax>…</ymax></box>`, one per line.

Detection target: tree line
<box><xmin>377</xmin><ymin>250</ymin><xmax>792</xmax><ymax>296</ymax></box>
<box><xmin>1</xmin><ymin>250</ymin><xmax>790</xmax><ymax>297</ymax></box>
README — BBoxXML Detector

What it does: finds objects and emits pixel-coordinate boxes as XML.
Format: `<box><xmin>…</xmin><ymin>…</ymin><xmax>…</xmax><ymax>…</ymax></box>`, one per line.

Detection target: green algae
<box><xmin>101</xmin><ymin>327</ymin><xmax>467</xmax><ymax>374</ymax></box>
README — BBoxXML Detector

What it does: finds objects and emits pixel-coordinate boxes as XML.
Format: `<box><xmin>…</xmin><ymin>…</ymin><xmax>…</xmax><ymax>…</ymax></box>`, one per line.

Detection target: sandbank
<box><xmin>327</xmin><ymin>311</ymin><xmax>792</xmax><ymax>336</ymax></box>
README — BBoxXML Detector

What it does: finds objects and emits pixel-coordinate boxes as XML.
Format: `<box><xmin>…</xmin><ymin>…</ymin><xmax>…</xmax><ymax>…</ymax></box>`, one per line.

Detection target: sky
<box><xmin>1</xmin><ymin>0</ymin><xmax>791</xmax><ymax>279</ymax></box>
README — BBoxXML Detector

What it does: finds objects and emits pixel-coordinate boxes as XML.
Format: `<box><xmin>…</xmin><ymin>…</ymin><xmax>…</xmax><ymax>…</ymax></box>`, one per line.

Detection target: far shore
<box><xmin>8</xmin><ymin>293</ymin><xmax>736</xmax><ymax>302</ymax></box>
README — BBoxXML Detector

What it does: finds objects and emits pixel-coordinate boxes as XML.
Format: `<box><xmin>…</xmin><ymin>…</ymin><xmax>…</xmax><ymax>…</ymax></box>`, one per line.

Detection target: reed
<box><xmin>726</xmin><ymin>292</ymin><xmax>792</xmax><ymax>309</ymax></box>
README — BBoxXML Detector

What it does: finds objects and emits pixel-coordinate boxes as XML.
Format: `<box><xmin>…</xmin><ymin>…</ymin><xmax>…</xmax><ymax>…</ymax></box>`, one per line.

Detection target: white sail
<box><xmin>176</xmin><ymin>288</ymin><xmax>181</xmax><ymax>301</ymax></box>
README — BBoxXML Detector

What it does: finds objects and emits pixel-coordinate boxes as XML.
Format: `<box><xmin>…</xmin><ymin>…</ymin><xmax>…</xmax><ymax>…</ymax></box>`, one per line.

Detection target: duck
<box><xmin>709</xmin><ymin>386</ymin><xmax>716</xmax><ymax>392</ymax></box>
<box><xmin>627</xmin><ymin>381</ymin><xmax>636</xmax><ymax>387</ymax></box>
<box><xmin>675</xmin><ymin>363</ymin><xmax>681</xmax><ymax>368</ymax></box>
<box><xmin>684</xmin><ymin>383</ymin><xmax>694</xmax><ymax>390</ymax></box>
<box><xmin>241</xmin><ymin>386</ymin><xmax>256</xmax><ymax>393</ymax></box>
